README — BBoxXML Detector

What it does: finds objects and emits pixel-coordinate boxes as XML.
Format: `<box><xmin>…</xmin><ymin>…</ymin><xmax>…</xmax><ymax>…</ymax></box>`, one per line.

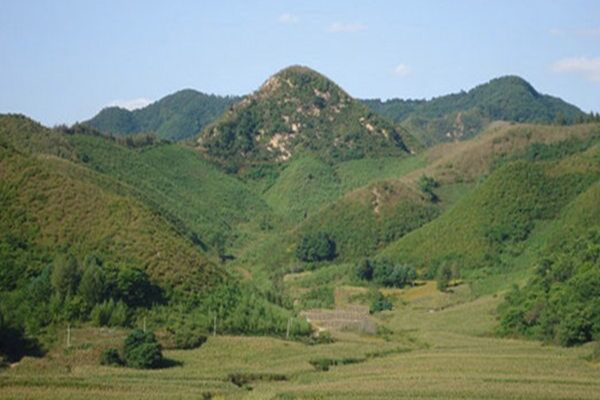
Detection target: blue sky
<box><xmin>1</xmin><ymin>0</ymin><xmax>599</xmax><ymax>125</ymax></box>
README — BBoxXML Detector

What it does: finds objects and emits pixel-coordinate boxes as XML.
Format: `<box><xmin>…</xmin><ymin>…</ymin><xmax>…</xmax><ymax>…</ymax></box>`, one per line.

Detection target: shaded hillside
<box><xmin>0</xmin><ymin>115</ymin><xmax>219</xmax><ymax>289</ymax></box>
<box><xmin>85</xmin><ymin>89</ymin><xmax>240</xmax><ymax>141</ymax></box>
<box><xmin>363</xmin><ymin>76</ymin><xmax>585</xmax><ymax>146</ymax></box>
<box><xmin>198</xmin><ymin>66</ymin><xmax>414</xmax><ymax>168</ymax></box>
<box><xmin>66</xmin><ymin>129</ymin><xmax>271</xmax><ymax>252</ymax></box>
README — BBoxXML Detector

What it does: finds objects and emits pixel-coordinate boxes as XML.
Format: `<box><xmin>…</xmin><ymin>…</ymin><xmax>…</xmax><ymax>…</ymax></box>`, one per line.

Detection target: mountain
<box><xmin>85</xmin><ymin>89</ymin><xmax>240</xmax><ymax>141</ymax></box>
<box><xmin>363</xmin><ymin>75</ymin><xmax>585</xmax><ymax>146</ymax></box>
<box><xmin>197</xmin><ymin>66</ymin><xmax>415</xmax><ymax>168</ymax></box>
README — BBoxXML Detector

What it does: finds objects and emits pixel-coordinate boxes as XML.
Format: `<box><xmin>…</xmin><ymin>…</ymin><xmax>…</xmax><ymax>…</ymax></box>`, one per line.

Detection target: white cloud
<box><xmin>278</xmin><ymin>13</ymin><xmax>299</xmax><ymax>24</ymax></box>
<box><xmin>328</xmin><ymin>22</ymin><xmax>366</xmax><ymax>33</ymax></box>
<box><xmin>393</xmin><ymin>64</ymin><xmax>411</xmax><ymax>77</ymax></box>
<box><xmin>549</xmin><ymin>27</ymin><xmax>600</xmax><ymax>37</ymax></box>
<box><xmin>552</xmin><ymin>57</ymin><xmax>600</xmax><ymax>83</ymax></box>
<box><xmin>548</xmin><ymin>28</ymin><xmax>565</xmax><ymax>36</ymax></box>
<box><xmin>576</xmin><ymin>28</ymin><xmax>600</xmax><ymax>37</ymax></box>
<box><xmin>107</xmin><ymin>98</ymin><xmax>152</xmax><ymax>111</ymax></box>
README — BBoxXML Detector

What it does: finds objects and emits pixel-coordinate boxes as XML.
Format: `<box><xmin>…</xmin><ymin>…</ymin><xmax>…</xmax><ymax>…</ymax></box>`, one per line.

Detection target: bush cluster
<box><xmin>296</xmin><ymin>232</ymin><xmax>337</xmax><ymax>263</ymax></box>
<box><xmin>498</xmin><ymin>229</ymin><xmax>600</xmax><ymax>346</ymax></box>
<box><xmin>355</xmin><ymin>258</ymin><xmax>416</xmax><ymax>288</ymax></box>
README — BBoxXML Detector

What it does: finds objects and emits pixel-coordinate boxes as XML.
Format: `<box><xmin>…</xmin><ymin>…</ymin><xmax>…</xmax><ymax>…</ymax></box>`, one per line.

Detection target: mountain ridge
<box><xmin>362</xmin><ymin>75</ymin><xmax>585</xmax><ymax>146</ymax></box>
<box><xmin>85</xmin><ymin>89</ymin><xmax>240</xmax><ymax>141</ymax></box>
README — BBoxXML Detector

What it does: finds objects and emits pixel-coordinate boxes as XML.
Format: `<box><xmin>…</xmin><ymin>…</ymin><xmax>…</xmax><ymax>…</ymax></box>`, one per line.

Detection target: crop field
<box><xmin>2</xmin><ymin>283</ymin><xmax>599</xmax><ymax>400</ymax></box>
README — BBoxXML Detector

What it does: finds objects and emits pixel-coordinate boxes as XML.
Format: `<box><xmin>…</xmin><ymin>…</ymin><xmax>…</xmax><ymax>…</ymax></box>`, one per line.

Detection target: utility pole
<box><xmin>143</xmin><ymin>317</ymin><xmax>147</xmax><ymax>333</ymax></box>
<box><xmin>213</xmin><ymin>315</ymin><xmax>217</xmax><ymax>337</ymax></box>
<box><xmin>286</xmin><ymin>318</ymin><xmax>292</xmax><ymax>340</ymax></box>
<box><xmin>67</xmin><ymin>323</ymin><xmax>71</xmax><ymax>348</ymax></box>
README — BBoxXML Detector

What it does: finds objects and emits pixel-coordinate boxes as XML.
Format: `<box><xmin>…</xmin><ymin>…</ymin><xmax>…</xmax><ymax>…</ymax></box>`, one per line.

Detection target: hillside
<box><xmin>64</xmin><ymin>128</ymin><xmax>271</xmax><ymax>253</ymax></box>
<box><xmin>380</xmin><ymin>133</ymin><xmax>600</xmax><ymax>276</ymax></box>
<box><xmin>0</xmin><ymin>115</ymin><xmax>220</xmax><ymax>290</ymax></box>
<box><xmin>85</xmin><ymin>89</ymin><xmax>240</xmax><ymax>141</ymax></box>
<box><xmin>198</xmin><ymin>66</ymin><xmax>414</xmax><ymax>168</ymax></box>
<box><xmin>363</xmin><ymin>76</ymin><xmax>585</xmax><ymax>146</ymax></box>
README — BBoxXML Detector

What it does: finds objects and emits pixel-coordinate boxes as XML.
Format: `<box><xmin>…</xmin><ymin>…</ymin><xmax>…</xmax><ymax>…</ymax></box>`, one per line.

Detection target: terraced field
<box><xmin>2</xmin><ymin>283</ymin><xmax>599</xmax><ymax>400</ymax></box>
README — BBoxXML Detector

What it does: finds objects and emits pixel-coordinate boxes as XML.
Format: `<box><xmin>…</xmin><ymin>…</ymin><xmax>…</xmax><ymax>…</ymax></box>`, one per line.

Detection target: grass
<box><xmin>3</xmin><ymin>282</ymin><xmax>600</xmax><ymax>399</ymax></box>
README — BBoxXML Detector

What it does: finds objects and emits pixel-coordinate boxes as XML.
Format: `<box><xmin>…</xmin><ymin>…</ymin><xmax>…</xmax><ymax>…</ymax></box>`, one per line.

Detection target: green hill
<box><xmin>65</xmin><ymin>129</ymin><xmax>270</xmax><ymax>252</ymax></box>
<box><xmin>198</xmin><ymin>66</ymin><xmax>414</xmax><ymax>169</ymax></box>
<box><xmin>85</xmin><ymin>89</ymin><xmax>240</xmax><ymax>141</ymax></box>
<box><xmin>498</xmin><ymin>180</ymin><xmax>600</xmax><ymax>346</ymax></box>
<box><xmin>0</xmin><ymin>115</ymin><xmax>219</xmax><ymax>289</ymax></box>
<box><xmin>379</xmin><ymin>136</ymin><xmax>600</xmax><ymax>274</ymax></box>
<box><xmin>363</xmin><ymin>76</ymin><xmax>585</xmax><ymax>146</ymax></box>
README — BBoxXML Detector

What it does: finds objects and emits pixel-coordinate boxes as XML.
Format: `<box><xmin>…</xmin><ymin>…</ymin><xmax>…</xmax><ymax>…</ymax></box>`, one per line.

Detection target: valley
<box><xmin>1</xmin><ymin>65</ymin><xmax>600</xmax><ymax>400</ymax></box>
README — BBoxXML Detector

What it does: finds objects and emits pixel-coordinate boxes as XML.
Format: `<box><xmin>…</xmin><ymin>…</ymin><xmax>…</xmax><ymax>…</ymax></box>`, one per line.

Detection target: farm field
<box><xmin>2</xmin><ymin>284</ymin><xmax>599</xmax><ymax>400</ymax></box>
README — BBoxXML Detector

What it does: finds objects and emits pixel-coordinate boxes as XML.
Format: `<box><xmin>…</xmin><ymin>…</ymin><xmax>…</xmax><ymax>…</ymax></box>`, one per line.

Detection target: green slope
<box><xmin>85</xmin><ymin>89</ymin><xmax>240</xmax><ymax>141</ymax></box>
<box><xmin>0</xmin><ymin>117</ymin><xmax>219</xmax><ymax>289</ymax></box>
<box><xmin>363</xmin><ymin>75</ymin><xmax>585</xmax><ymax>146</ymax></box>
<box><xmin>379</xmin><ymin>144</ymin><xmax>600</xmax><ymax>272</ymax></box>
<box><xmin>66</xmin><ymin>131</ymin><xmax>271</xmax><ymax>252</ymax></box>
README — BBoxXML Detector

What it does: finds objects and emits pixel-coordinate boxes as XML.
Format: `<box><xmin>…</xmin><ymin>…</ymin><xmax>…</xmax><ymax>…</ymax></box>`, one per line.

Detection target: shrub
<box><xmin>436</xmin><ymin>263</ymin><xmax>453</xmax><ymax>292</ymax></box>
<box><xmin>91</xmin><ymin>299</ymin><xmax>129</xmax><ymax>327</ymax></box>
<box><xmin>418</xmin><ymin>175</ymin><xmax>439</xmax><ymax>202</ymax></box>
<box><xmin>227</xmin><ymin>372</ymin><xmax>287</xmax><ymax>387</ymax></box>
<box><xmin>370</xmin><ymin>290</ymin><xmax>393</xmax><ymax>313</ymax></box>
<box><xmin>355</xmin><ymin>258</ymin><xmax>373</xmax><ymax>281</ymax></box>
<box><xmin>372</xmin><ymin>259</ymin><xmax>416</xmax><ymax>288</ymax></box>
<box><xmin>174</xmin><ymin>329</ymin><xmax>207</xmax><ymax>350</ymax></box>
<box><xmin>51</xmin><ymin>254</ymin><xmax>80</xmax><ymax>300</ymax></box>
<box><xmin>79</xmin><ymin>265</ymin><xmax>106</xmax><ymax>306</ymax></box>
<box><xmin>123</xmin><ymin>329</ymin><xmax>163</xmax><ymax>369</ymax></box>
<box><xmin>99</xmin><ymin>348</ymin><xmax>123</xmax><ymax>366</ymax></box>
<box><xmin>296</xmin><ymin>232</ymin><xmax>336</xmax><ymax>262</ymax></box>
<box><xmin>309</xmin><ymin>358</ymin><xmax>336</xmax><ymax>371</ymax></box>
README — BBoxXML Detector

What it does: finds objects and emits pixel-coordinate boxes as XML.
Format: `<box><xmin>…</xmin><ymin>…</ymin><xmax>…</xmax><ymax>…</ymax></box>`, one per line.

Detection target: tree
<box><xmin>51</xmin><ymin>254</ymin><xmax>80</xmax><ymax>300</ymax></box>
<box><xmin>79</xmin><ymin>265</ymin><xmax>106</xmax><ymax>306</ymax></box>
<box><xmin>116</xmin><ymin>267</ymin><xmax>161</xmax><ymax>308</ymax></box>
<box><xmin>371</xmin><ymin>259</ymin><xmax>416</xmax><ymax>288</ymax></box>
<box><xmin>355</xmin><ymin>258</ymin><xmax>374</xmax><ymax>281</ymax></box>
<box><xmin>436</xmin><ymin>263</ymin><xmax>453</xmax><ymax>291</ymax></box>
<box><xmin>123</xmin><ymin>329</ymin><xmax>163</xmax><ymax>369</ymax></box>
<box><xmin>296</xmin><ymin>232</ymin><xmax>336</xmax><ymax>262</ymax></box>
<box><xmin>418</xmin><ymin>175</ymin><xmax>439</xmax><ymax>202</ymax></box>
<box><xmin>370</xmin><ymin>290</ymin><xmax>393</xmax><ymax>313</ymax></box>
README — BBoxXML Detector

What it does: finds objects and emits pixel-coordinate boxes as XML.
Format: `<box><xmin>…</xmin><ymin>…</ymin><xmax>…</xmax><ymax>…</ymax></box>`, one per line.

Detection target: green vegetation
<box><xmin>122</xmin><ymin>329</ymin><xmax>164</xmax><ymax>369</ymax></box>
<box><xmin>369</xmin><ymin>290</ymin><xmax>393</xmax><ymax>313</ymax></box>
<box><xmin>99</xmin><ymin>348</ymin><xmax>123</xmax><ymax>366</ymax></box>
<box><xmin>498</xmin><ymin>181</ymin><xmax>600</xmax><ymax>346</ymax></box>
<box><xmin>2</xmin><ymin>66</ymin><xmax>600</xmax><ymax>398</ymax></box>
<box><xmin>363</xmin><ymin>75</ymin><xmax>585</xmax><ymax>146</ymax></box>
<box><xmin>381</xmin><ymin>158</ymin><xmax>598</xmax><ymax>273</ymax></box>
<box><xmin>355</xmin><ymin>258</ymin><xmax>416</xmax><ymax>288</ymax></box>
<box><xmin>85</xmin><ymin>90</ymin><xmax>240</xmax><ymax>141</ymax></box>
<box><xmin>295</xmin><ymin>232</ymin><xmax>336</xmax><ymax>263</ymax></box>
<box><xmin>65</xmin><ymin>129</ymin><xmax>269</xmax><ymax>252</ymax></box>
<box><xmin>199</xmin><ymin>66</ymin><xmax>412</xmax><ymax>168</ymax></box>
